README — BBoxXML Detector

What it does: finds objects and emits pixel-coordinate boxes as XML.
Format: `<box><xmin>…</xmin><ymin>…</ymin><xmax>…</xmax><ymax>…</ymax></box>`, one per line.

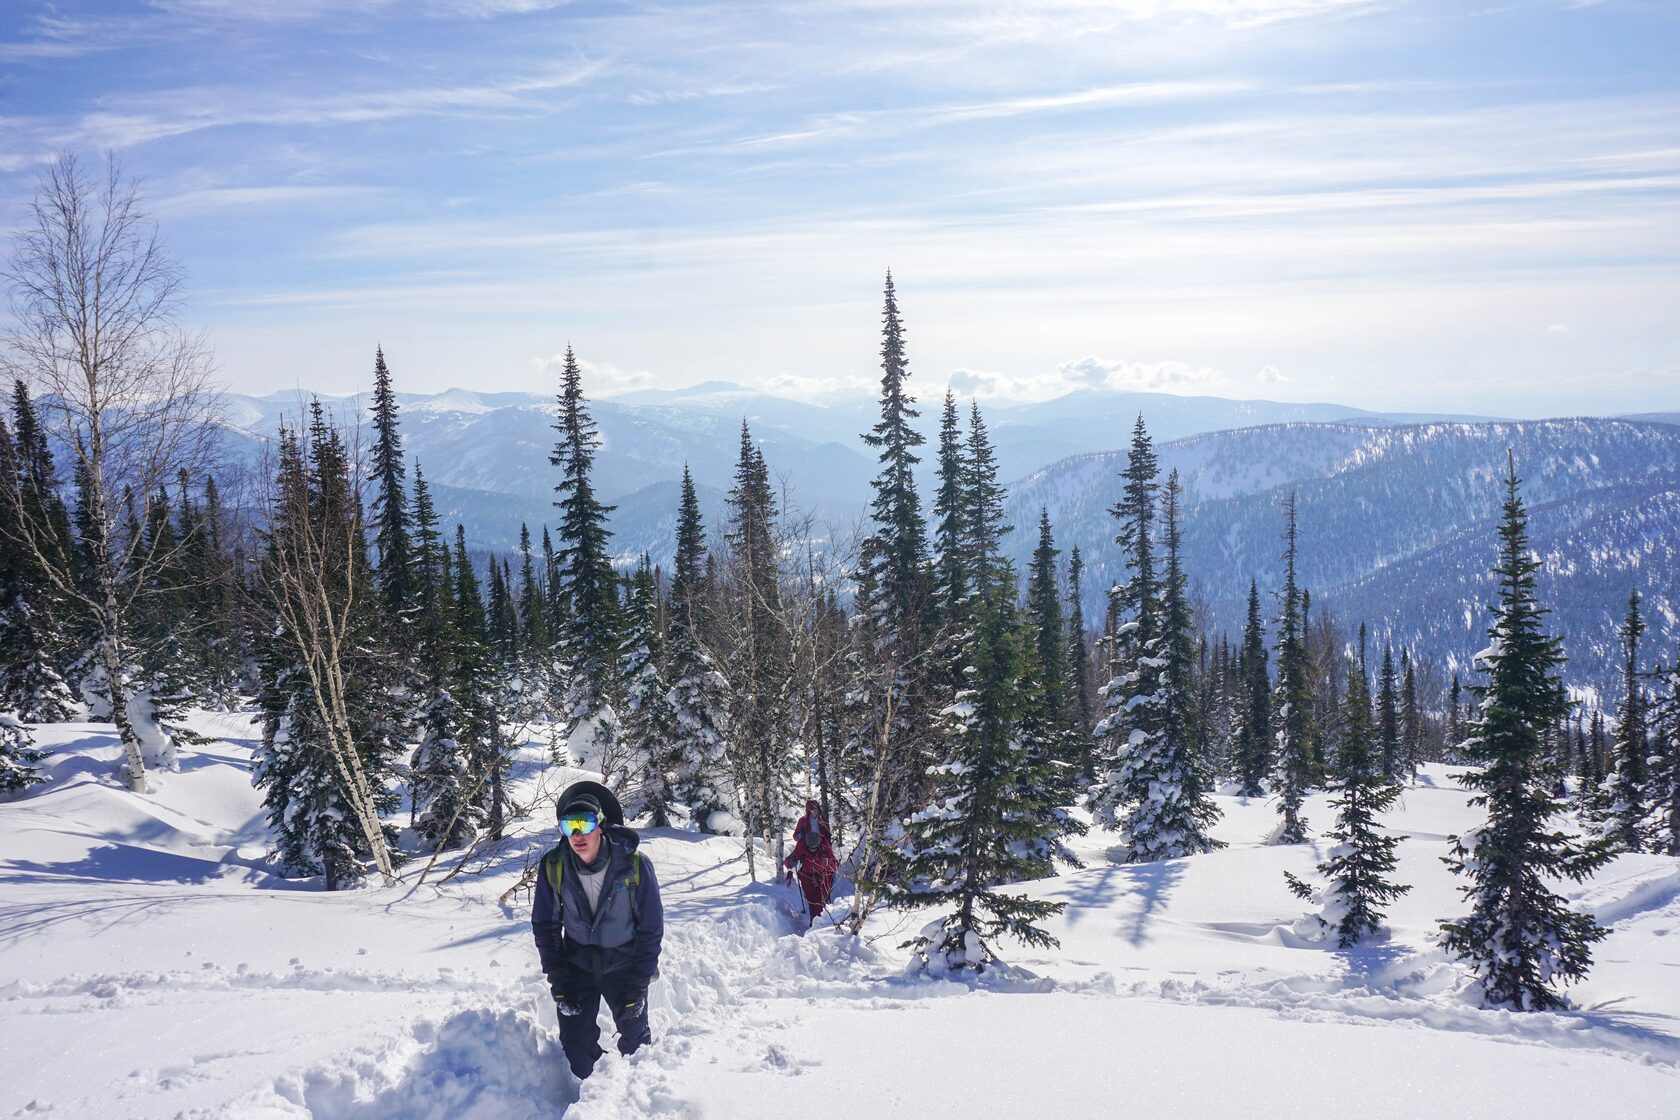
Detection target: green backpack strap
<box><xmin>545</xmin><ymin>848</ymin><xmax>564</xmax><ymax>895</ymax></box>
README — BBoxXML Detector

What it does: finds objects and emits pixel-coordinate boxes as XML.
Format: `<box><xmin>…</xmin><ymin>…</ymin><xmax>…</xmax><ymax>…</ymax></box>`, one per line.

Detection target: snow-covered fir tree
<box><xmin>1377</xmin><ymin>641</ymin><xmax>1401</xmax><ymax>780</ymax></box>
<box><xmin>548</xmin><ymin>344</ymin><xmax>623</xmax><ymax>745</ymax></box>
<box><xmin>0</xmin><ymin>384</ymin><xmax>76</xmax><ymax>722</ymax></box>
<box><xmin>619</xmin><ymin>556</ymin><xmax>680</xmax><ymax>823</ymax></box>
<box><xmin>889</xmin><ymin>589</ymin><xmax>1067</xmax><ymax>974</ymax></box>
<box><xmin>411</xmin><ymin>683</ymin><xmax>483</xmax><ymax>850</ymax></box>
<box><xmin>0</xmin><ymin>711</ymin><xmax>45</xmax><ymax>795</ymax></box>
<box><xmin>252</xmin><ymin>409</ymin><xmax>402</xmax><ymax>889</ymax></box>
<box><xmin>1286</xmin><ymin>626</ymin><xmax>1411</xmax><ymax>946</ymax></box>
<box><xmin>1091</xmin><ymin>415</ymin><xmax>1161</xmax><ymax>833</ymax></box>
<box><xmin>1106</xmin><ymin>471</ymin><xmax>1222</xmax><ymax>862</ymax></box>
<box><xmin>1401</xmin><ymin>650</ymin><xmax>1423</xmax><ymax>776</ymax></box>
<box><xmin>721</xmin><ymin>423</ymin><xmax>797</xmax><ymax>869</ymax></box>
<box><xmin>1440</xmin><ymin>455</ymin><xmax>1612</xmax><ymax>1011</ymax></box>
<box><xmin>1234</xmin><ymin>579</ymin><xmax>1271</xmax><ymax>797</ymax></box>
<box><xmin>844</xmin><ymin>272</ymin><xmax>935</xmax><ymax>920</ymax></box>
<box><xmin>253</xmin><ymin>425</ymin><xmax>395</xmax><ymax>889</ymax></box>
<box><xmin>1271</xmin><ymin>491</ymin><xmax>1316</xmax><ymax>844</ymax></box>
<box><xmin>1063</xmin><ymin>544</ymin><xmax>1097</xmax><ymax>781</ymax></box>
<box><xmin>1601</xmin><ymin>590</ymin><xmax>1651</xmax><ymax>852</ymax></box>
<box><xmin>664</xmin><ymin>466</ymin><xmax>732</xmax><ymax>831</ymax></box>
<box><xmin>1649</xmin><ymin>652</ymin><xmax>1680</xmax><ymax>856</ymax></box>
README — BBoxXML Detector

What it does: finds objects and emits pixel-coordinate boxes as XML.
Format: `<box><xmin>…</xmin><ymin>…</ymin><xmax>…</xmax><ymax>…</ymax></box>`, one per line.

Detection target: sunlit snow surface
<box><xmin>3</xmin><ymin>715</ymin><xmax>1678</xmax><ymax>1118</ymax></box>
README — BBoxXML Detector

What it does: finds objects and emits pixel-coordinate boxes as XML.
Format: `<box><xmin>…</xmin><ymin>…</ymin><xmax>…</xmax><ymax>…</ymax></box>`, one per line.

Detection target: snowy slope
<box><xmin>3</xmin><ymin>719</ymin><xmax>1678</xmax><ymax>1118</ymax></box>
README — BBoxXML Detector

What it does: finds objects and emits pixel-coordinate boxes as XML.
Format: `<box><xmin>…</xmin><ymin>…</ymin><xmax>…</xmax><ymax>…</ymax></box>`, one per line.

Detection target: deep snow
<box><xmin>3</xmin><ymin>715</ymin><xmax>1678</xmax><ymax>1118</ymax></box>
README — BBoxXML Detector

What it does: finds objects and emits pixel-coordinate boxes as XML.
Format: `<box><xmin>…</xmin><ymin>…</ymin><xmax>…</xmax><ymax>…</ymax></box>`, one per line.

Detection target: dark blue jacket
<box><xmin>531</xmin><ymin>825</ymin><xmax>663</xmax><ymax>982</ymax></box>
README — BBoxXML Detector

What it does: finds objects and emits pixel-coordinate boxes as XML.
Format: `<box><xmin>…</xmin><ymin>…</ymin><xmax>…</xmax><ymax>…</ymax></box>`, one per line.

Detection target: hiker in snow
<box><xmin>532</xmin><ymin>780</ymin><xmax>664</xmax><ymax>1081</ymax></box>
<box><xmin>783</xmin><ymin>797</ymin><xmax>837</xmax><ymax>923</ymax></box>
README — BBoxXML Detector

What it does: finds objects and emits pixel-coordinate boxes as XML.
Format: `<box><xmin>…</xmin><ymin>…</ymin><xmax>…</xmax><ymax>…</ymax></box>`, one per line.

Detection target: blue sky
<box><xmin>3</xmin><ymin>0</ymin><xmax>1677</xmax><ymax>415</ymax></box>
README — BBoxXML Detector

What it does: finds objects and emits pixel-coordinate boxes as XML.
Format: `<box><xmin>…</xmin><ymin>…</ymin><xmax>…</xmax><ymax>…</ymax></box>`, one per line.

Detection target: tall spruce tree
<box><xmin>1272</xmin><ymin>491</ymin><xmax>1315</xmax><ymax>843</ymax></box>
<box><xmin>1091</xmin><ymin>416</ymin><xmax>1162</xmax><ymax>833</ymax></box>
<box><xmin>1649</xmin><ymin>648</ymin><xmax>1680</xmax><ymax>856</ymax></box>
<box><xmin>845</xmin><ymin>272</ymin><xmax>934</xmax><ymax>923</ymax></box>
<box><xmin>723</xmin><ymin>424</ymin><xmax>796</xmax><ymax>872</ymax></box>
<box><xmin>1440</xmin><ymin>455</ymin><xmax>1612</xmax><ymax>1011</ymax></box>
<box><xmin>1400</xmin><ymin>650</ymin><xmax>1422</xmax><ymax>776</ymax></box>
<box><xmin>619</xmin><ymin>556</ymin><xmax>679</xmax><ymax>823</ymax></box>
<box><xmin>368</xmin><ymin>346</ymin><xmax>414</xmax><ymax>614</ymax></box>
<box><xmin>1377</xmin><ymin>642</ymin><xmax>1401</xmax><ymax>780</ymax></box>
<box><xmin>0</xmin><ymin>386</ymin><xmax>75</xmax><ymax>721</ymax></box>
<box><xmin>1106</xmin><ymin>471</ymin><xmax>1221</xmax><ymax>861</ymax></box>
<box><xmin>1286</xmin><ymin>626</ymin><xmax>1410</xmax><ymax>946</ymax></box>
<box><xmin>1235</xmin><ymin>579</ymin><xmax>1271</xmax><ymax>797</ymax></box>
<box><xmin>664</xmin><ymin>466</ymin><xmax>731</xmax><ymax>830</ymax></box>
<box><xmin>1602</xmin><ymin>590</ymin><xmax>1651</xmax><ymax>851</ymax></box>
<box><xmin>889</xmin><ymin>585</ymin><xmax>1067</xmax><ymax>974</ymax></box>
<box><xmin>1026</xmin><ymin>508</ymin><xmax>1068</xmax><ymax>736</ymax></box>
<box><xmin>549</xmin><ymin>345</ymin><xmax>622</xmax><ymax>745</ymax></box>
<box><xmin>253</xmin><ymin>420</ymin><xmax>397</xmax><ymax>889</ymax></box>
<box><xmin>1064</xmin><ymin>545</ymin><xmax>1096</xmax><ymax>781</ymax></box>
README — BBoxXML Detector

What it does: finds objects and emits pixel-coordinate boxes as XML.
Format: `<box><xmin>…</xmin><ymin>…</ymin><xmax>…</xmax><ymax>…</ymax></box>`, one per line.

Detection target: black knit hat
<box><xmin>555</xmin><ymin>779</ymin><xmax>624</xmax><ymax>827</ymax></box>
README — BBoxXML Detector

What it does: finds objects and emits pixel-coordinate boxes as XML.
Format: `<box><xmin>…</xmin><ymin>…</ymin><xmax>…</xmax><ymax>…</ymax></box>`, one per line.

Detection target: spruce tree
<box><xmin>620</xmin><ymin>556</ymin><xmax>679</xmax><ymax>823</ymax></box>
<box><xmin>549</xmin><ymin>345</ymin><xmax>622</xmax><ymax>745</ymax></box>
<box><xmin>0</xmin><ymin>712</ymin><xmax>46</xmax><ymax>794</ymax></box>
<box><xmin>723</xmin><ymin>424</ymin><xmax>795</xmax><ymax>870</ymax></box>
<box><xmin>368</xmin><ymin>346</ymin><xmax>414</xmax><ymax>614</ymax></box>
<box><xmin>1286</xmin><ymin>626</ymin><xmax>1410</xmax><ymax>946</ymax></box>
<box><xmin>252</xmin><ymin>427</ymin><xmax>377</xmax><ymax>888</ymax></box>
<box><xmin>890</xmin><ymin>590</ymin><xmax>1067</xmax><ymax>974</ymax></box>
<box><xmin>664</xmin><ymin>466</ymin><xmax>731</xmax><ymax>830</ymax></box>
<box><xmin>1440</xmin><ymin>455</ymin><xmax>1612</xmax><ymax>1011</ymax></box>
<box><xmin>1105</xmin><ymin>471</ymin><xmax>1221</xmax><ymax>861</ymax></box>
<box><xmin>1377</xmin><ymin>642</ymin><xmax>1401</xmax><ymax>780</ymax></box>
<box><xmin>1603</xmin><ymin>590</ymin><xmax>1651</xmax><ymax>852</ymax></box>
<box><xmin>1448</xmin><ymin>675</ymin><xmax>1464</xmax><ymax>754</ymax></box>
<box><xmin>1026</xmin><ymin>508</ymin><xmax>1069</xmax><ymax>736</ymax></box>
<box><xmin>931</xmin><ymin>389</ymin><xmax>968</xmax><ymax>627</ymax></box>
<box><xmin>845</xmin><ymin>272</ymin><xmax>934</xmax><ymax>917</ymax></box>
<box><xmin>1063</xmin><ymin>545</ymin><xmax>1096</xmax><ymax>781</ymax></box>
<box><xmin>1401</xmin><ymin>650</ymin><xmax>1422</xmax><ymax>775</ymax></box>
<box><xmin>0</xmin><ymin>385</ymin><xmax>76</xmax><ymax>721</ymax></box>
<box><xmin>1648</xmin><ymin>650</ymin><xmax>1680</xmax><ymax>856</ymax></box>
<box><xmin>1091</xmin><ymin>416</ymin><xmax>1161</xmax><ymax>833</ymax></box>
<box><xmin>1235</xmin><ymin>579</ymin><xmax>1271</xmax><ymax>797</ymax></box>
<box><xmin>1272</xmin><ymin>491</ymin><xmax>1315</xmax><ymax>843</ymax></box>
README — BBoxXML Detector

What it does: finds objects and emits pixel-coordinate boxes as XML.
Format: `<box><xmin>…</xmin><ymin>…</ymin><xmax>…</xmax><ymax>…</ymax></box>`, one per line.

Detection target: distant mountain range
<box><xmin>1002</xmin><ymin>418</ymin><xmax>1680</xmax><ymax>699</ymax></box>
<box><xmin>206</xmin><ymin>385</ymin><xmax>1676</xmax><ymax>695</ymax></box>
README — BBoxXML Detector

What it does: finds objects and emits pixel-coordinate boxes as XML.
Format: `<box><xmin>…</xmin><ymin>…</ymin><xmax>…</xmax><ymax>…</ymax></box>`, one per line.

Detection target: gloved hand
<box><xmin>549</xmin><ymin>976</ymin><xmax>581</xmax><ymax>1017</ymax></box>
<box><xmin>619</xmin><ymin>984</ymin><xmax>649</xmax><ymax>1020</ymax></box>
<box><xmin>783</xmin><ymin>855</ymin><xmax>794</xmax><ymax>869</ymax></box>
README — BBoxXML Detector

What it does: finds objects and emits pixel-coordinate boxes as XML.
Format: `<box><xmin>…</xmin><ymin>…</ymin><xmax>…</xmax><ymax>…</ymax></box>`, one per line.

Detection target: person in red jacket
<box><xmin>783</xmin><ymin>798</ymin><xmax>837</xmax><ymax>923</ymax></box>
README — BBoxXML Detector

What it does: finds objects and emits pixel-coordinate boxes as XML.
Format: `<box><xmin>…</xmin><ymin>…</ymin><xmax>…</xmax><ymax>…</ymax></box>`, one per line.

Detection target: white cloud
<box><xmin>761</xmin><ymin>371</ymin><xmax>878</xmax><ymax>399</ymax></box>
<box><xmin>1547</xmin><ymin>322</ymin><xmax>1571</xmax><ymax>334</ymax></box>
<box><xmin>1258</xmin><ymin>364</ymin><xmax>1288</xmax><ymax>383</ymax></box>
<box><xmin>937</xmin><ymin>357</ymin><xmax>1231</xmax><ymax>401</ymax></box>
<box><xmin>535</xmin><ymin>353</ymin><xmax>654</xmax><ymax>393</ymax></box>
<box><xmin>1057</xmin><ymin>355</ymin><xmax>1230</xmax><ymax>393</ymax></box>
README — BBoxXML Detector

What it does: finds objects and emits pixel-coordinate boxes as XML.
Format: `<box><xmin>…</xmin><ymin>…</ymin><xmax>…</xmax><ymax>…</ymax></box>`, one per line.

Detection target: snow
<box><xmin>3</xmin><ymin>718</ymin><xmax>1679</xmax><ymax>1118</ymax></box>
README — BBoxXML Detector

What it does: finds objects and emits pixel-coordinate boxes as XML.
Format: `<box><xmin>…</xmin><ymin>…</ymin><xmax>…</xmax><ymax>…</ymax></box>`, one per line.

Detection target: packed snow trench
<box><xmin>4</xmin><ymin>717</ymin><xmax>1679</xmax><ymax>1119</ymax></box>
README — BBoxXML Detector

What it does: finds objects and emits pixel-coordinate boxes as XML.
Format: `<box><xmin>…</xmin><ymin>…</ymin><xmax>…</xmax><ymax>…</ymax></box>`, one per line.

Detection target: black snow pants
<box><xmin>557</xmin><ymin>969</ymin><xmax>652</xmax><ymax>1080</ymax></box>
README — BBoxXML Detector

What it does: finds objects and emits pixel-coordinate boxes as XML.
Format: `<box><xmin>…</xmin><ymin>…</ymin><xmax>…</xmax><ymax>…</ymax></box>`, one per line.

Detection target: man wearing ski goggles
<box><xmin>531</xmin><ymin>780</ymin><xmax>665</xmax><ymax>1082</ymax></box>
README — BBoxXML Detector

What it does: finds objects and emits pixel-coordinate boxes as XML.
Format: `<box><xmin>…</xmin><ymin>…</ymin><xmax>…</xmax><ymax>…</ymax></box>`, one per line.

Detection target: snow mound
<box><xmin>220</xmin><ymin>1007</ymin><xmax>572</xmax><ymax>1119</ymax></box>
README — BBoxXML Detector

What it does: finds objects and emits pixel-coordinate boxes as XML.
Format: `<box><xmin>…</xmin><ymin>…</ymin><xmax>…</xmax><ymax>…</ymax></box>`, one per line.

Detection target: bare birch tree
<box><xmin>0</xmin><ymin>152</ymin><xmax>220</xmax><ymax>792</ymax></box>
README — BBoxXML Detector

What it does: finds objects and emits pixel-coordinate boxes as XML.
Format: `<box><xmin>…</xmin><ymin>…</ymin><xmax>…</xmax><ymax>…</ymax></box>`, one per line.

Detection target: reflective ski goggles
<box><xmin>560</xmin><ymin>812</ymin><xmax>601</xmax><ymax>837</ymax></box>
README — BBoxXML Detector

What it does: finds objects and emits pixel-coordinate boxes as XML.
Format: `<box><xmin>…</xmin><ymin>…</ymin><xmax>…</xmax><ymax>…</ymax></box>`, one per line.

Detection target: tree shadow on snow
<box><xmin>1054</xmin><ymin>858</ymin><xmax>1188</xmax><ymax>945</ymax></box>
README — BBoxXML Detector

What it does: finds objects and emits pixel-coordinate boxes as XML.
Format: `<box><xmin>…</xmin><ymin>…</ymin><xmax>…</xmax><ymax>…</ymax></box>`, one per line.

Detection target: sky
<box><xmin>2</xmin><ymin>0</ymin><xmax>1678</xmax><ymax>416</ymax></box>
